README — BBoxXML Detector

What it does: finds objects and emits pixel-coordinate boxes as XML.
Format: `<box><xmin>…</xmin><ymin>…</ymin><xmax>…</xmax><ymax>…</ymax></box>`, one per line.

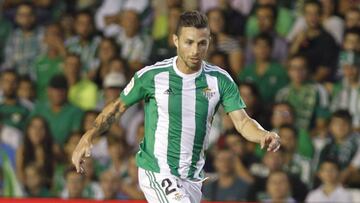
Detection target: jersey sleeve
<box><xmin>120</xmin><ymin>73</ymin><xmax>145</xmax><ymax>107</ymax></box>
<box><xmin>220</xmin><ymin>75</ymin><xmax>246</xmax><ymax>113</ymax></box>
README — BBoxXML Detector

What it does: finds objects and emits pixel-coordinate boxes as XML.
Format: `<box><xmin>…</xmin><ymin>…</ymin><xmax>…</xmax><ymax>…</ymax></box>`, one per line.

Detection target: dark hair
<box><xmin>256</xmin><ymin>4</ymin><xmax>278</xmax><ymax>21</ymax></box>
<box><xmin>176</xmin><ymin>10</ymin><xmax>208</xmax><ymax>35</ymax></box>
<box><xmin>344</xmin><ymin>27</ymin><xmax>360</xmax><ymax>38</ymax></box>
<box><xmin>279</xmin><ymin>124</ymin><xmax>298</xmax><ymax>138</ymax></box>
<box><xmin>253</xmin><ymin>32</ymin><xmax>274</xmax><ymax>48</ymax></box>
<box><xmin>320</xmin><ymin>158</ymin><xmax>341</xmax><ymax>171</ymax></box>
<box><xmin>304</xmin><ymin>0</ymin><xmax>323</xmax><ymax>15</ymax></box>
<box><xmin>331</xmin><ymin>109</ymin><xmax>352</xmax><ymax>124</ymax></box>
<box><xmin>23</xmin><ymin>116</ymin><xmax>54</xmax><ymax>188</ymax></box>
<box><xmin>288</xmin><ymin>53</ymin><xmax>309</xmax><ymax>67</ymax></box>
<box><xmin>271</xmin><ymin>101</ymin><xmax>295</xmax><ymax>117</ymax></box>
<box><xmin>48</xmin><ymin>74</ymin><xmax>68</xmax><ymax>89</ymax></box>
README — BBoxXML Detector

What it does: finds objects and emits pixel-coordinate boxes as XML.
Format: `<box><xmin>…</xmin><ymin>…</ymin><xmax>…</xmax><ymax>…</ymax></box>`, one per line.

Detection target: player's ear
<box><xmin>173</xmin><ymin>34</ymin><xmax>179</xmax><ymax>48</ymax></box>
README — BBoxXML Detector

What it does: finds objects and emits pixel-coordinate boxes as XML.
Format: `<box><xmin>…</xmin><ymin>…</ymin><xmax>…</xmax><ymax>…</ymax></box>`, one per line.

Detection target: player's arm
<box><xmin>228</xmin><ymin>109</ymin><xmax>280</xmax><ymax>152</ymax></box>
<box><xmin>72</xmin><ymin>98</ymin><xmax>127</xmax><ymax>172</ymax></box>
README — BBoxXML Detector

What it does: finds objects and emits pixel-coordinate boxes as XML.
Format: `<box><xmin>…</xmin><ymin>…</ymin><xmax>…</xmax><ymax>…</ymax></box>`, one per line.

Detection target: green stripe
<box><xmin>136</xmin><ymin>68</ymin><xmax>170</xmax><ymax>172</ymax></box>
<box><xmin>167</xmin><ymin>72</ymin><xmax>183</xmax><ymax>176</ymax></box>
<box><xmin>145</xmin><ymin>170</ymin><xmax>166</xmax><ymax>203</ymax></box>
<box><xmin>188</xmin><ymin>75</ymin><xmax>209</xmax><ymax>178</ymax></box>
<box><xmin>150</xmin><ymin>171</ymin><xmax>169</xmax><ymax>203</ymax></box>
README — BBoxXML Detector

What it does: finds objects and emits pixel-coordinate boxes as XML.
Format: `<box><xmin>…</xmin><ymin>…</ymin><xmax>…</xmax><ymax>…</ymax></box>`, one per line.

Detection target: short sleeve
<box><xmin>220</xmin><ymin>76</ymin><xmax>246</xmax><ymax>113</ymax></box>
<box><xmin>120</xmin><ymin>73</ymin><xmax>145</xmax><ymax>107</ymax></box>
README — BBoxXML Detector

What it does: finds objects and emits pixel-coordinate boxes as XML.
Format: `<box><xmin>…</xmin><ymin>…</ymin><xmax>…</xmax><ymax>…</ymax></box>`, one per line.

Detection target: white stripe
<box><xmin>137</xmin><ymin>58</ymin><xmax>173</xmax><ymax>77</ymax></box>
<box><xmin>178</xmin><ymin>77</ymin><xmax>197</xmax><ymax>178</ymax></box>
<box><xmin>154</xmin><ymin>72</ymin><xmax>171</xmax><ymax>175</ymax></box>
<box><xmin>203</xmin><ymin>63</ymin><xmax>234</xmax><ymax>82</ymax></box>
<box><xmin>194</xmin><ymin>74</ymin><xmax>220</xmax><ymax>179</ymax></box>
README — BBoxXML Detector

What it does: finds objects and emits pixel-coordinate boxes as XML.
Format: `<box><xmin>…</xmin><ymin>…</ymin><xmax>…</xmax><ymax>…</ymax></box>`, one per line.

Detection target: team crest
<box><xmin>202</xmin><ymin>87</ymin><xmax>215</xmax><ymax>100</ymax></box>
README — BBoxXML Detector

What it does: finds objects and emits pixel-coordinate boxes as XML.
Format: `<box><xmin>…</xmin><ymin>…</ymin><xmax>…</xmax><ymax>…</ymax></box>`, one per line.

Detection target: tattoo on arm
<box><xmin>92</xmin><ymin>100</ymin><xmax>122</xmax><ymax>134</ymax></box>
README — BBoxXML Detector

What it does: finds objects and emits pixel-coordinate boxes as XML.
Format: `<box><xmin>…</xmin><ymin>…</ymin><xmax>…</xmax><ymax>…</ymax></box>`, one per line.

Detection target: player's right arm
<box><xmin>72</xmin><ymin>98</ymin><xmax>127</xmax><ymax>173</ymax></box>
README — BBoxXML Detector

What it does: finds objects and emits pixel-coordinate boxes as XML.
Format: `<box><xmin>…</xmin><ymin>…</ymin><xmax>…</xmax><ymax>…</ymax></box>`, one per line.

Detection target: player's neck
<box><xmin>176</xmin><ymin>57</ymin><xmax>201</xmax><ymax>75</ymax></box>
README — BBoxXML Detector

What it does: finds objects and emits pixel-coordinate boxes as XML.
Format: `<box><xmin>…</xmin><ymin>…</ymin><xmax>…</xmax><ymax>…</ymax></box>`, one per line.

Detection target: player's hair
<box><xmin>330</xmin><ymin>109</ymin><xmax>352</xmax><ymax>124</ymax></box>
<box><xmin>176</xmin><ymin>10</ymin><xmax>208</xmax><ymax>35</ymax></box>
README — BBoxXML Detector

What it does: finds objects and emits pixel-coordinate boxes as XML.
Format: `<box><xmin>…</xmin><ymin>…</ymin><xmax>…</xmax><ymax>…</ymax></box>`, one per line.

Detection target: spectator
<box><xmin>288</xmin><ymin>0</ymin><xmax>344</xmax><ymax>44</ymax></box>
<box><xmin>203</xmin><ymin>148</ymin><xmax>249</xmax><ymax>201</ymax></box>
<box><xmin>0</xmin><ymin>113</ymin><xmax>21</xmax><ymax>166</ymax></box>
<box><xmin>276</xmin><ymin>54</ymin><xmax>329</xmax><ymax>131</ymax></box>
<box><xmin>119</xmin><ymin>155</ymin><xmax>145</xmax><ymax>199</ymax></box>
<box><xmin>59</xmin><ymin>13</ymin><xmax>75</xmax><ymax>40</ymax></box>
<box><xmin>239</xmin><ymin>33</ymin><xmax>288</xmax><ymax>103</ymax></box>
<box><xmin>279</xmin><ymin>124</ymin><xmax>312</xmax><ymax>186</ymax></box>
<box><xmin>63</xmin><ymin>53</ymin><xmax>99</xmax><ymax>110</ymax></box>
<box><xmin>108</xmin><ymin>57</ymin><xmax>128</xmax><ymax>78</ymax></box>
<box><xmin>245</xmin><ymin>4</ymin><xmax>288</xmax><ymax>65</ymax></box>
<box><xmin>319</xmin><ymin>110</ymin><xmax>360</xmax><ymax>187</ymax></box>
<box><xmin>116</xmin><ymin>9</ymin><xmax>152</xmax><ymax>73</ymax></box>
<box><xmin>99</xmin><ymin>169</ymin><xmax>127</xmax><ymax>200</ymax></box>
<box><xmin>345</xmin><ymin>7</ymin><xmax>360</xmax><ymax>29</ymax></box>
<box><xmin>149</xmin><ymin>6</ymin><xmax>180</xmax><ymax>64</ymax></box>
<box><xmin>263</xmin><ymin>170</ymin><xmax>296</xmax><ymax>203</ymax></box>
<box><xmin>224</xmin><ymin>130</ymin><xmax>259</xmax><ymax>183</ymax></box>
<box><xmin>17</xmin><ymin>76</ymin><xmax>35</xmax><ymax>110</ymax></box>
<box><xmin>81</xmin><ymin>110</ymin><xmax>110</xmax><ymax>166</ymax></box>
<box><xmin>32</xmin><ymin>23</ymin><xmax>65</xmax><ymax>102</ymax></box>
<box><xmin>88</xmin><ymin>37</ymin><xmax>120</xmax><ymax>88</ymax></box>
<box><xmin>289</xmin><ymin>0</ymin><xmax>339</xmax><ymax>82</ymax></box>
<box><xmin>246</xmin><ymin>0</ymin><xmax>294</xmax><ymax>38</ymax></box>
<box><xmin>248</xmin><ymin>151</ymin><xmax>308</xmax><ymax>202</ymax></box>
<box><xmin>16</xmin><ymin>116</ymin><xmax>55</xmax><ymax>188</ymax></box>
<box><xmin>269</xmin><ymin>102</ymin><xmax>314</xmax><ymax>159</ymax></box>
<box><xmin>0</xmin><ymin>70</ymin><xmax>30</xmax><ymax>130</ymax></box>
<box><xmin>0</xmin><ymin>6</ymin><xmax>12</xmax><ymax>64</ymax></box>
<box><xmin>24</xmin><ymin>163</ymin><xmax>51</xmax><ymax>197</ymax></box>
<box><xmin>2</xmin><ymin>2</ymin><xmax>44</xmax><ymax>76</ymax></box>
<box><xmin>331</xmin><ymin>52</ymin><xmax>360</xmax><ymax>129</ymax></box>
<box><xmin>306</xmin><ymin>160</ymin><xmax>353</xmax><ymax>202</ymax></box>
<box><xmin>238</xmin><ymin>82</ymin><xmax>269</xmax><ymax>128</ymax></box>
<box><xmin>65</xmin><ymin>10</ymin><xmax>101</xmax><ymax>74</ymax></box>
<box><xmin>62</xmin><ymin>167</ymin><xmax>86</xmax><ymax>199</ymax></box>
<box><xmin>342</xmin><ymin>28</ymin><xmax>360</xmax><ymax>53</ymax></box>
<box><xmin>31</xmin><ymin>74</ymin><xmax>84</xmax><ymax>146</ymax></box>
<box><xmin>52</xmin><ymin>132</ymin><xmax>82</xmax><ymax>196</ymax></box>
<box><xmin>207</xmin><ymin>8</ymin><xmax>243</xmax><ymax>75</ymax></box>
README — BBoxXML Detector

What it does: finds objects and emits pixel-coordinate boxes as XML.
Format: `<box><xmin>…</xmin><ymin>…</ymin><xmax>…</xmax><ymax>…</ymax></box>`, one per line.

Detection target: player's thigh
<box><xmin>138</xmin><ymin>168</ymin><xmax>191</xmax><ymax>203</ymax></box>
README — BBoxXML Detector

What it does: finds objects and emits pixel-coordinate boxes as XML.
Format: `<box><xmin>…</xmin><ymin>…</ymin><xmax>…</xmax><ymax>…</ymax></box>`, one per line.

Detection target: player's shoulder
<box><xmin>203</xmin><ymin>61</ymin><xmax>234</xmax><ymax>82</ymax></box>
<box><xmin>136</xmin><ymin>57</ymin><xmax>174</xmax><ymax>78</ymax></box>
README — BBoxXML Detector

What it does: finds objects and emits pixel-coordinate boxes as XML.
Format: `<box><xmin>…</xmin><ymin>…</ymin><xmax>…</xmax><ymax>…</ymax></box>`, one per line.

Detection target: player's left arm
<box><xmin>228</xmin><ymin>109</ymin><xmax>281</xmax><ymax>152</ymax></box>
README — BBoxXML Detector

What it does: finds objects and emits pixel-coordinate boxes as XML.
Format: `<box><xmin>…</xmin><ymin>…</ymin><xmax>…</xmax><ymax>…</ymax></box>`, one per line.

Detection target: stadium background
<box><xmin>0</xmin><ymin>0</ymin><xmax>360</xmax><ymax>202</ymax></box>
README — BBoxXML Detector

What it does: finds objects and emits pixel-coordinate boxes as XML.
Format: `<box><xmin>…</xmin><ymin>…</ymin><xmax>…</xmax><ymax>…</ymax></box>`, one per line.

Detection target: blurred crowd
<box><xmin>0</xmin><ymin>0</ymin><xmax>360</xmax><ymax>202</ymax></box>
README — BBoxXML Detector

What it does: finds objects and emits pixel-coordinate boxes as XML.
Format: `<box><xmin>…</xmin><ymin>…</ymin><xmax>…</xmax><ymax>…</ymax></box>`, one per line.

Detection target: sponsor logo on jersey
<box><xmin>123</xmin><ymin>77</ymin><xmax>134</xmax><ymax>96</ymax></box>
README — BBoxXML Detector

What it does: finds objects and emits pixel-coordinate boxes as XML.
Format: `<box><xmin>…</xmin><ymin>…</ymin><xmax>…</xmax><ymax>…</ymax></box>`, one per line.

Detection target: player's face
<box><xmin>174</xmin><ymin>27</ymin><xmax>210</xmax><ymax>71</ymax></box>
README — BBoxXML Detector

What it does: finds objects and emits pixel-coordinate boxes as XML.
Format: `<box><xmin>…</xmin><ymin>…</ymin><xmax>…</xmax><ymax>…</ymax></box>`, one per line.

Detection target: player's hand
<box><xmin>260</xmin><ymin>131</ymin><xmax>281</xmax><ymax>152</ymax></box>
<box><xmin>71</xmin><ymin>133</ymin><xmax>93</xmax><ymax>173</ymax></box>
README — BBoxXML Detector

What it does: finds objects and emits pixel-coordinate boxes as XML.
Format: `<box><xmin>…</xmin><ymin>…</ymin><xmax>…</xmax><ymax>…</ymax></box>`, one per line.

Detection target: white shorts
<box><xmin>138</xmin><ymin>167</ymin><xmax>202</xmax><ymax>203</ymax></box>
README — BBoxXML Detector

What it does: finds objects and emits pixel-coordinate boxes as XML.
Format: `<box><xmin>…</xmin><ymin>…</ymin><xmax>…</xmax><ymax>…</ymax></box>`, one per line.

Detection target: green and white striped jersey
<box><xmin>120</xmin><ymin>57</ymin><xmax>246</xmax><ymax>180</ymax></box>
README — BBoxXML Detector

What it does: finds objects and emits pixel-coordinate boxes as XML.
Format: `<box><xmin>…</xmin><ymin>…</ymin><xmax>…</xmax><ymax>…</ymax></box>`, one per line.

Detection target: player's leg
<box><xmin>138</xmin><ymin>167</ymin><xmax>192</xmax><ymax>203</ymax></box>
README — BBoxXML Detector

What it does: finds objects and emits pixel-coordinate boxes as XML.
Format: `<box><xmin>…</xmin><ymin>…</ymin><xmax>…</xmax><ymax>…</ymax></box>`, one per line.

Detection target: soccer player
<box><xmin>72</xmin><ymin>11</ymin><xmax>281</xmax><ymax>203</ymax></box>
